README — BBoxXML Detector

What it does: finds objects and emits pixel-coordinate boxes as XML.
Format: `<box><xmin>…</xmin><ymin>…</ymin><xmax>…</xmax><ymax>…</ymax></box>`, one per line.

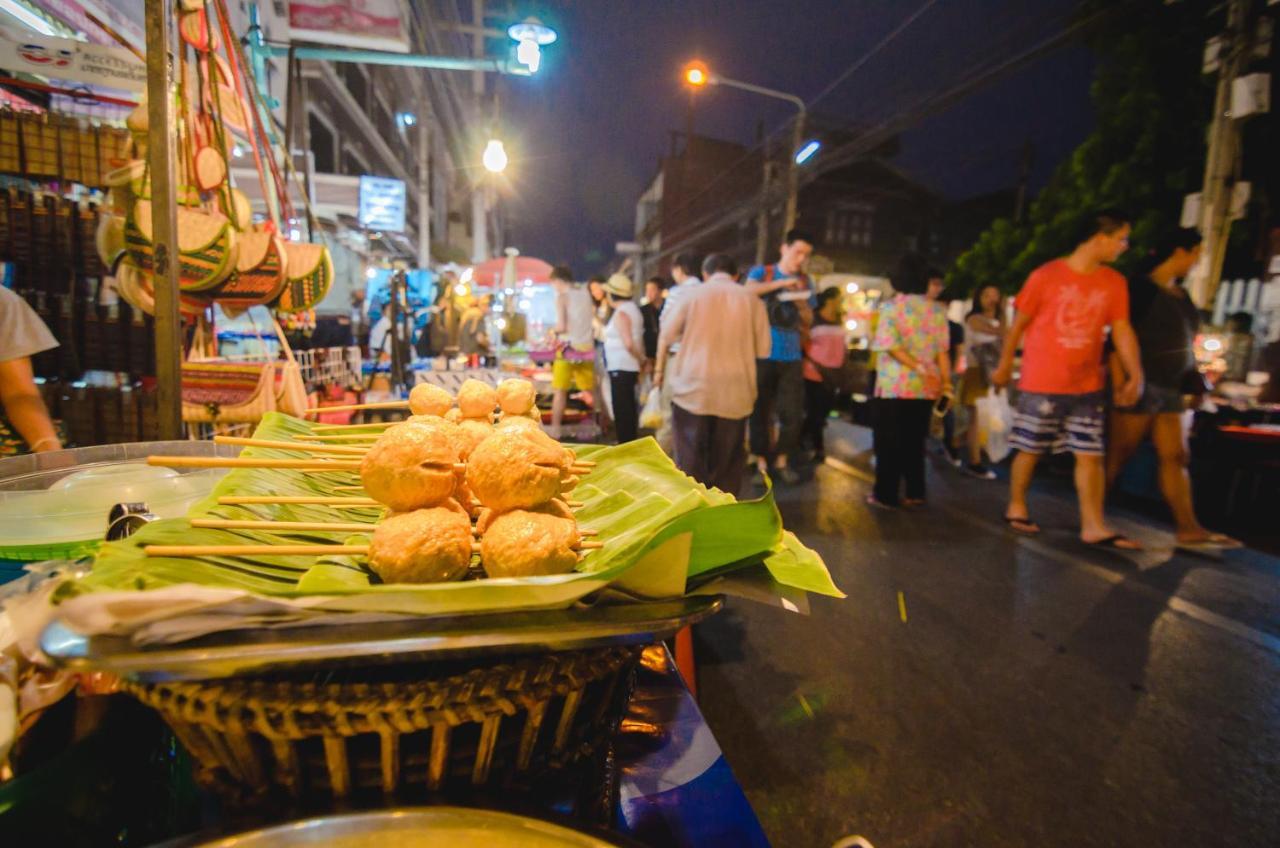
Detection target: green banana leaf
<box><xmin>61</xmin><ymin>413</ymin><xmax>841</xmax><ymax>616</ymax></box>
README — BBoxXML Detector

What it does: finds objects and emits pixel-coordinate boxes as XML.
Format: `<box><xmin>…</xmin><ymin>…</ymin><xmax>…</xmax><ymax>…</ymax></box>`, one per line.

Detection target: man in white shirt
<box><xmin>0</xmin><ymin>287</ymin><xmax>62</xmax><ymax>452</ymax></box>
<box><xmin>550</xmin><ymin>265</ymin><xmax>597</xmax><ymax>437</ymax></box>
<box><xmin>654</xmin><ymin>253</ymin><xmax>702</xmax><ymax>452</ymax></box>
<box><xmin>654</xmin><ymin>254</ymin><xmax>771</xmax><ymax>494</ymax></box>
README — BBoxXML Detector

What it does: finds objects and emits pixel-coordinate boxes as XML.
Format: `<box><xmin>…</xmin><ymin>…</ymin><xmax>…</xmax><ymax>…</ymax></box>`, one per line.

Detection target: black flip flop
<box><xmin>1003</xmin><ymin>514</ymin><xmax>1041</xmax><ymax>535</ymax></box>
<box><xmin>1084</xmin><ymin>534</ymin><xmax>1143</xmax><ymax>551</ymax></box>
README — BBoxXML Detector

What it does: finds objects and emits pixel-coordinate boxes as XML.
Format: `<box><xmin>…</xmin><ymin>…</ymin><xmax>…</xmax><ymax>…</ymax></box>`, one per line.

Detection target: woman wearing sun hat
<box><xmin>602</xmin><ymin>273</ymin><xmax>646</xmax><ymax>443</ymax></box>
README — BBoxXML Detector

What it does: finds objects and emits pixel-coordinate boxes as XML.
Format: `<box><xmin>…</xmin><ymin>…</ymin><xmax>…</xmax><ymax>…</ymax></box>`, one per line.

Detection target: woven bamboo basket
<box><xmin>123</xmin><ymin>644</ymin><xmax>643</xmax><ymax>804</ymax></box>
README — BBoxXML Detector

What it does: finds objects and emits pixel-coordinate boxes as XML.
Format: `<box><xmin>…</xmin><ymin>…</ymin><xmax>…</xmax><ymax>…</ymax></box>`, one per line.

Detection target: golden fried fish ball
<box><xmin>368</xmin><ymin>501</ymin><xmax>473</xmax><ymax>584</ymax></box>
<box><xmin>496</xmin><ymin>378</ymin><xmax>536</xmax><ymax>415</ymax></box>
<box><xmin>457</xmin><ymin>378</ymin><xmax>498</xmax><ymax>420</ymax></box>
<box><xmin>404</xmin><ymin>415</ymin><xmax>465</xmax><ymax>459</ymax></box>
<box><xmin>480</xmin><ymin>507</ymin><xmax>581</xmax><ymax>578</ymax></box>
<box><xmin>496</xmin><ymin>414</ymin><xmax>543</xmax><ymax>435</ymax></box>
<box><xmin>444</xmin><ymin>408</ymin><xmax>463</xmax><ymax>424</ymax></box>
<box><xmin>475</xmin><ymin>497</ymin><xmax>573</xmax><ymax>535</ymax></box>
<box><xmin>466</xmin><ymin>431</ymin><xmax>565</xmax><ymax>512</ymax></box>
<box><xmin>408</xmin><ymin>383</ymin><xmax>453</xmax><ymax>417</ymax></box>
<box><xmin>456</xmin><ymin>418</ymin><xmax>494</xmax><ymax>460</ymax></box>
<box><xmin>360</xmin><ymin>423</ymin><xmax>460</xmax><ymax>511</ymax></box>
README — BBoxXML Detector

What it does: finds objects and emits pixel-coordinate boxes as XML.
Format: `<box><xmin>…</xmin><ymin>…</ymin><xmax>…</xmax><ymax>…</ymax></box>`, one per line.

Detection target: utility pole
<box><xmin>784</xmin><ymin>107</ymin><xmax>806</xmax><ymax>233</ymax></box>
<box><xmin>755</xmin><ymin>120</ymin><xmax>771</xmax><ymax>265</ymax></box>
<box><xmin>417</xmin><ymin>120</ymin><xmax>431</xmax><ymax>268</ymax></box>
<box><xmin>144</xmin><ymin>0</ymin><xmax>182</xmax><ymax>440</ymax></box>
<box><xmin>470</xmin><ymin>0</ymin><xmax>489</xmax><ymax>263</ymax></box>
<box><xmin>1189</xmin><ymin>0</ymin><xmax>1252</xmax><ymax>308</ymax></box>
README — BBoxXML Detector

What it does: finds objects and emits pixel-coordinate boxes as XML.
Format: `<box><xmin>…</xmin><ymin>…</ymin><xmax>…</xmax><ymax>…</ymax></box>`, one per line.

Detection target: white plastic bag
<box><xmin>640</xmin><ymin>383</ymin><xmax>664</xmax><ymax>430</ymax></box>
<box><xmin>976</xmin><ymin>387</ymin><xmax>1013</xmax><ymax>463</ymax></box>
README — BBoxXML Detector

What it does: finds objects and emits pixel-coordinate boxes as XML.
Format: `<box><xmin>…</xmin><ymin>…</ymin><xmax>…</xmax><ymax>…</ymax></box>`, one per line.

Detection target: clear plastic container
<box><xmin>0</xmin><ymin>441</ymin><xmax>236</xmax><ymax>560</ymax></box>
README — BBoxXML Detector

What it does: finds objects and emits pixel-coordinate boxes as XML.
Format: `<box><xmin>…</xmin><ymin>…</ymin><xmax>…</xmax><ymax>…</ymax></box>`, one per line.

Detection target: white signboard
<box><xmin>0</xmin><ymin>28</ymin><xmax>145</xmax><ymax>92</ymax></box>
<box><xmin>358</xmin><ymin>175</ymin><xmax>406</xmax><ymax>233</ymax></box>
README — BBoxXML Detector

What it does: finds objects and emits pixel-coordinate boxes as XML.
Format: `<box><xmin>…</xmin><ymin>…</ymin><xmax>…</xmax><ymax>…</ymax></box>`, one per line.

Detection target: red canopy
<box><xmin>470</xmin><ymin>255</ymin><xmax>553</xmax><ymax>289</ymax></box>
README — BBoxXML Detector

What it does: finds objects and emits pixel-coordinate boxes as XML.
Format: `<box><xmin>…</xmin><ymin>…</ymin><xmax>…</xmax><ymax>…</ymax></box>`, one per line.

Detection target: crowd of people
<box><xmin>550</xmin><ymin>209</ymin><xmax>1243</xmax><ymax>552</ymax></box>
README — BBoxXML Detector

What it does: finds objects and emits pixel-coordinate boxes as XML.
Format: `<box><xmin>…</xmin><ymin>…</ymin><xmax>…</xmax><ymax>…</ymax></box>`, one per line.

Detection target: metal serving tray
<box><xmin>41</xmin><ymin>595</ymin><xmax>722</xmax><ymax>682</ymax></box>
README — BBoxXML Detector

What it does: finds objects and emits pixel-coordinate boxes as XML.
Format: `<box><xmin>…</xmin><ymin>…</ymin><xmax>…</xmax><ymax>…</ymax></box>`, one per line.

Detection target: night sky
<box><xmin>498</xmin><ymin>0</ymin><xmax>1097</xmax><ymax>273</ymax></box>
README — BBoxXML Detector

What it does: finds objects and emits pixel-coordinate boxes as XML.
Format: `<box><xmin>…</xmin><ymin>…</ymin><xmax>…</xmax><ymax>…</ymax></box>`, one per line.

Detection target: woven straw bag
<box><xmin>125</xmin><ymin>199</ymin><xmax>239</xmax><ymax>292</ymax></box>
<box><xmin>181</xmin><ymin>360</ymin><xmax>277</xmax><ymax>424</ymax></box>
<box><xmin>276</xmin><ymin>242</ymin><xmax>334</xmax><ymax>313</ymax></box>
<box><xmin>202</xmin><ymin>227</ymin><xmax>288</xmax><ymax>312</ymax></box>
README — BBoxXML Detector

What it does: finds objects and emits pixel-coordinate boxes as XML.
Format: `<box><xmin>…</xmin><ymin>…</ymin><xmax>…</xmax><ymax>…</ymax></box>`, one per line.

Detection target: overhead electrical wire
<box><xmin>649</xmin><ymin>1</ymin><xmax>1131</xmax><ymax>264</ymax></box>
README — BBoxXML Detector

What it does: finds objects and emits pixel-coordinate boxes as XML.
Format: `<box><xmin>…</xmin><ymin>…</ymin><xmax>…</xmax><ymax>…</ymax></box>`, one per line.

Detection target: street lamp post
<box><xmin>684</xmin><ymin>62</ymin><xmax>807</xmax><ymax>236</ymax></box>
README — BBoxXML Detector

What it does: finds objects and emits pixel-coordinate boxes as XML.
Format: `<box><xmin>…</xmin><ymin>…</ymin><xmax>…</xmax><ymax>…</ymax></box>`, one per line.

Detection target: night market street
<box><xmin>695</xmin><ymin>422</ymin><xmax>1280</xmax><ymax>848</ymax></box>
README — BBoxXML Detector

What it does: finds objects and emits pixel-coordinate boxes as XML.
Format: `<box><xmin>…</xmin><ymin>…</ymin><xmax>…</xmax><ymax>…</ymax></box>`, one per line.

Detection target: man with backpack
<box><xmin>745</xmin><ymin>229</ymin><xmax>816</xmax><ymax>485</ymax></box>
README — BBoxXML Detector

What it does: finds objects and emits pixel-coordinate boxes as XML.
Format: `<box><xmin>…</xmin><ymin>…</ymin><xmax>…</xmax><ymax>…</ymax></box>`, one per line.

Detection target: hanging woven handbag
<box><xmin>181</xmin><ymin>361</ymin><xmax>277</xmax><ymax>425</ymax></box>
<box><xmin>275</xmin><ymin>242</ymin><xmax>333</xmax><ymax>312</ymax></box>
<box><xmin>203</xmin><ymin>227</ymin><xmax>288</xmax><ymax>313</ymax></box>
<box><xmin>125</xmin><ymin>199</ymin><xmax>239</xmax><ymax>292</ymax></box>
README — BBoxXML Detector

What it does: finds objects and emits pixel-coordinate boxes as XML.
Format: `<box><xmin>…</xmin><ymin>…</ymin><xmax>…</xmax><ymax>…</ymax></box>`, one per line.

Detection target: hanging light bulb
<box><xmin>516</xmin><ymin>38</ymin><xmax>541</xmax><ymax>74</ymax></box>
<box><xmin>482</xmin><ymin>139</ymin><xmax>509</xmax><ymax>174</ymax></box>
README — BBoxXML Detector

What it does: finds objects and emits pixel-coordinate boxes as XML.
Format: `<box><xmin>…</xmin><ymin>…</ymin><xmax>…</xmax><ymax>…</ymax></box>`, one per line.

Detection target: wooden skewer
<box><xmin>192</xmin><ymin>519</ymin><xmax>376</xmax><ymax>533</ymax></box>
<box><xmin>148</xmin><ymin>456</ymin><xmax>362</xmax><ymax>471</ymax></box>
<box><xmin>303</xmin><ymin>401</ymin><xmax>410</xmax><ymax>416</ymax></box>
<box><xmin>213</xmin><ymin>436</ymin><xmax>367</xmax><ymax>455</ymax></box>
<box><xmin>578</xmin><ymin>540</ymin><xmax>604</xmax><ymax>550</ymax></box>
<box><xmin>331</xmin><ymin>484</ymin><xmax>367</xmax><ymax>492</ymax></box>
<box><xmin>191</xmin><ymin>517</ymin><xmax>598</xmax><ymax>539</ymax></box>
<box><xmin>310</xmin><ymin>421</ymin><xmax>399</xmax><ymax>432</ymax></box>
<box><xmin>299</xmin><ymin>434</ymin><xmax>383</xmax><ymax>442</ymax></box>
<box><xmin>571</xmin><ymin>460</ymin><xmax>598</xmax><ymax>468</ymax></box>
<box><xmin>145</xmin><ymin>544</ymin><xmax>370</xmax><ymax>557</ymax></box>
<box><xmin>565</xmin><ymin>500</ymin><xmax>584</xmax><ymax>508</ymax></box>
<box><xmin>218</xmin><ymin>496</ymin><xmax>379</xmax><ymax>506</ymax></box>
<box><xmin>297</xmin><ymin>462</ymin><xmax>466</xmax><ymax>475</ymax></box>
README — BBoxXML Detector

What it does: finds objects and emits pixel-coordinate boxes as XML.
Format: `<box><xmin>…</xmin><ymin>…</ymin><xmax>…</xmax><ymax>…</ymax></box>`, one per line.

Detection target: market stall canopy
<box><xmin>471</xmin><ymin>255</ymin><xmax>553</xmax><ymax>290</ymax></box>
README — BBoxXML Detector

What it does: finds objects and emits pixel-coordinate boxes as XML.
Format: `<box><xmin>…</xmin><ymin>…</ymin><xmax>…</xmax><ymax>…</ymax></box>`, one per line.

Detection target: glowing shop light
<box><xmin>845</xmin><ymin>282</ymin><xmax>859</xmax><ymax>294</ymax></box>
<box><xmin>794</xmin><ymin>140</ymin><xmax>821</xmax><ymax>165</ymax></box>
<box><xmin>482</xmin><ymin>139</ymin><xmax>509</xmax><ymax>174</ymax></box>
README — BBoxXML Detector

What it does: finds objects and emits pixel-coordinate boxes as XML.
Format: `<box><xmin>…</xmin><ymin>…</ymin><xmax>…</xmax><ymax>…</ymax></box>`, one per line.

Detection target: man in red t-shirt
<box><xmin>992</xmin><ymin>209</ymin><xmax>1144</xmax><ymax>549</ymax></box>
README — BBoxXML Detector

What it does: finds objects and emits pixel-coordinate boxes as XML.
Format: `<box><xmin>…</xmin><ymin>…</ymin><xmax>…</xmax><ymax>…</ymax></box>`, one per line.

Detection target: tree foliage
<box><xmin>948</xmin><ymin>0</ymin><xmax>1213</xmax><ymax>294</ymax></box>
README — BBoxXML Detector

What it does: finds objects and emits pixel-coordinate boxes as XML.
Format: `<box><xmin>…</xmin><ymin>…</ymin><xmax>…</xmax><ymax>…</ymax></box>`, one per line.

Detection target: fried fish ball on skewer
<box><xmin>493</xmin><ymin>419</ymin><xmax>583</xmax><ymax>488</ymax></box>
<box><xmin>457</xmin><ymin>378</ymin><xmax>498</xmax><ymax>420</ymax></box>
<box><xmin>368</xmin><ymin>500</ymin><xmax>473</xmax><ymax>583</ymax></box>
<box><xmin>466</xmin><ymin>431</ymin><xmax>567</xmax><ymax>513</ymax></box>
<box><xmin>455</xmin><ymin>418</ymin><xmax>494</xmax><ymax>460</ymax></box>
<box><xmin>475</xmin><ymin>496</ymin><xmax>575</xmax><ymax>535</ymax></box>
<box><xmin>444</xmin><ymin>408</ymin><xmax>463</xmax><ymax>424</ymax></box>
<box><xmin>403</xmin><ymin>415</ymin><xmax>467</xmax><ymax>460</ymax></box>
<box><xmin>360</xmin><ymin>422</ymin><xmax>461</xmax><ymax>511</ymax></box>
<box><xmin>480</xmin><ymin>505</ymin><xmax>582</xmax><ymax>577</ymax></box>
<box><xmin>496</xmin><ymin>378</ymin><xmax>536</xmax><ymax>416</ymax></box>
<box><xmin>408</xmin><ymin>383</ymin><xmax>454</xmax><ymax>417</ymax></box>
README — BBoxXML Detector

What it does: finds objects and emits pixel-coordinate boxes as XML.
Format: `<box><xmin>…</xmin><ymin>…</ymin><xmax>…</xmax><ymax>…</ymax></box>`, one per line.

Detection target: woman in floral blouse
<box><xmin>869</xmin><ymin>254</ymin><xmax>953</xmax><ymax>508</ymax></box>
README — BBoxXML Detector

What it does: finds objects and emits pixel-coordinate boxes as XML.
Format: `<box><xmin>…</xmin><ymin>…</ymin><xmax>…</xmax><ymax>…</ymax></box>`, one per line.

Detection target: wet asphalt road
<box><xmin>692</xmin><ymin>423</ymin><xmax>1280</xmax><ymax>848</ymax></box>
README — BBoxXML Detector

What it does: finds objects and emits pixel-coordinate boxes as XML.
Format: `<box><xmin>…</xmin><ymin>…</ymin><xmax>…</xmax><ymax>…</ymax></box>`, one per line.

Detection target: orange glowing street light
<box><xmin>677</xmin><ymin>59</ymin><xmax>808</xmax><ymax>231</ymax></box>
<box><xmin>683</xmin><ymin>60</ymin><xmax>709</xmax><ymax>87</ymax></box>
